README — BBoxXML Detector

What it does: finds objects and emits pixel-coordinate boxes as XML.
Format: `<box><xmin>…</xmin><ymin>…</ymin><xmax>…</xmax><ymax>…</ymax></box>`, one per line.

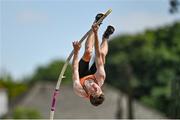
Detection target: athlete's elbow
<box><xmin>101</xmin><ymin>74</ymin><xmax>106</xmax><ymax>80</ymax></box>
<box><xmin>72</xmin><ymin>73</ymin><xmax>79</xmax><ymax>81</ymax></box>
<box><xmin>100</xmin><ymin>70</ymin><xmax>106</xmax><ymax>79</ymax></box>
<box><xmin>95</xmin><ymin>51</ymin><xmax>101</xmax><ymax>57</ymax></box>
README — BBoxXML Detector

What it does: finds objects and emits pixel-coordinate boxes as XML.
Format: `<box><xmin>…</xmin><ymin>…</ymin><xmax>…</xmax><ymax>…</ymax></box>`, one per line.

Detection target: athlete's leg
<box><xmin>82</xmin><ymin>31</ymin><xmax>95</xmax><ymax>62</ymax></box>
<box><xmin>79</xmin><ymin>14</ymin><xmax>104</xmax><ymax>77</ymax></box>
<box><xmin>100</xmin><ymin>37</ymin><xmax>108</xmax><ymax>64</ymax></box>
<box><xmin>100</xmin><ymin>25</ymin><xmax>115</xmax><ymax>64</ymax></box>
<box><xmin>82</xmin><ymin>13</ymin><xmax>104</xmax><ymax>62</ymax></box>
<box><xmin>89</xmin><ymin>36</ymin><xmax>108</xmax><ymax>73</ymax></box>
<box><xmin>78</xmin><ymin>31</ymin><xmax>95</xmax><ymax>78</ymax></box>
<box><xmin>89</xmin><ymin>25</ymin><xmax>115</xmax><ymax>74</ymax></box>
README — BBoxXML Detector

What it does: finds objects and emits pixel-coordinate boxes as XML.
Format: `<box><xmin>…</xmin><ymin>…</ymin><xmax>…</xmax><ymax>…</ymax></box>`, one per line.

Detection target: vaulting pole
<box><xmin>50</xmin><ymin>9</ymin><xmax>112</xmax><ymax>120</ymax></box>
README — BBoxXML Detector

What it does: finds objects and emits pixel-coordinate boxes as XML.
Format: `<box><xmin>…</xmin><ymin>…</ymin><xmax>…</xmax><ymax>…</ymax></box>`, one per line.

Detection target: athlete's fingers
<box><xmin>72</xmin><ymin>41</ymin><xmax>81</xmax><ymax>52</ymax></box>
<box><xmin>76</xmin><ymin>41</ymin><xmax>79</xmax><ymax>45</ymax></box>
<box><xmin>73</xmin><ymin>41</ymin><xmax>78</xmax><ymax>46</ymax></box>
<box><xmin>75</xmin><ymin>41</ymin><xmax>81</xmax><ymax>48</ymax></box>
<box><xmin>92</xmin><ymin>24</ymin><xmax>99</xmax><ymax>33</ymax></box>
<box><xmin>73</xmin><ymin>41</ymin><xmax>77</xmax><ymax>48</ymax></box>
<box><xmin>73</xmin><ymin>41</ymin><xmax>76</xmax><ymax>47</ymax></box>
<box><xmin>77</xmin><ymin>42</ymin><xmax>81</xmax><ymax>48</ymax></box>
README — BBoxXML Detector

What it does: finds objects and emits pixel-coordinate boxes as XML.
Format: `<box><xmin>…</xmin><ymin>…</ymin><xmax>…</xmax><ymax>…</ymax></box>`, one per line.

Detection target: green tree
<box><xmin>31</xmin><ymin>59</ymin><xmax>72</xmax><ymax>84</ymax></box>
<box><xmin>106</xmin><ymin>22</ymin><xmax>180</xmax><ymax>118</ymax></box>
<box><xmin>0</xmin><ymin>76</ymin><xmax>28</xmax><ymax>101</ymax></box>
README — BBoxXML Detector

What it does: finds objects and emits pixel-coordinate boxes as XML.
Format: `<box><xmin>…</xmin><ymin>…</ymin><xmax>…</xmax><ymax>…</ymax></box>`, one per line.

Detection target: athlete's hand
<box><xmin>73</xmin><ymin>41</ymin><xmax>81</xmax><ymax>53</ymax></box>
<box><xmin>92</xmin><ymin>24</ymin><xmax>99</xmax><ymax>34</ymax></box>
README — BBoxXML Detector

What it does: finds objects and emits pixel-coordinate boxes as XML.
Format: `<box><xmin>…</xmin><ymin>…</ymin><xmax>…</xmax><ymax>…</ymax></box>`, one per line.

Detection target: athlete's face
<box><xmin>90</xmin><ymin>82</ymin><xmax>102</xmax><ymax>96</ymax></box>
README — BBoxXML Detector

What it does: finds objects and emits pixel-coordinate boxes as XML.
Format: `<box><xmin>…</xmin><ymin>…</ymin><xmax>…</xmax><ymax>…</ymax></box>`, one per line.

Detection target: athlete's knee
<box><xmin>83</xmin><ymin>48</ymin><xmax>92</xmax><ymax>61</ymax></box>
<box><xmin>85</xmin><ymin>47</ymin><xmax>93</xmax><ymax>57</ymax></box>
<box><xmin>100</xmin><ymin>52</ymin><xmax>106</xmax><ymax>58</ymax></box>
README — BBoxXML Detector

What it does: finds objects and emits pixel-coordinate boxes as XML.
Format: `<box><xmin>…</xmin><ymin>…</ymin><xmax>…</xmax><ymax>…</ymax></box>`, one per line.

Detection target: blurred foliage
<box><xmin>170</xmin><ymin>77</ymin><xmax>180</xmax><ymax>118</ymax></box>
<box><xmin>169</xmin><ymin>0</ymin><xmax>179</xmax><ymax>14</ymax></box>
<box><xmin>30</xmin><ymin>59</ymin><xmax>72</xmax><ymax>84</ymax></box>
<box><xmin>12</xmin><ymin>107</ymin><xmax>41</xmax><ymax>119</ymax></box>
<box><xmin>0</xmin><ymin>75</ymin><xmax>28</xmax><ymax>100</ymax></box>
<box><xmin>106</xmin><ymin>21</ymin><xmax>180</xmax><ymax>118</ymax></box>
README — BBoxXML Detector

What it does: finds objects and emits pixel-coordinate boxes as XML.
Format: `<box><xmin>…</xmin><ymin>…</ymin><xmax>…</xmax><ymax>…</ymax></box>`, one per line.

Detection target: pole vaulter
<box><xmin>50</xmin><ymin>9</ymin><xmax>112</xmax><ymax>120</ymax></box>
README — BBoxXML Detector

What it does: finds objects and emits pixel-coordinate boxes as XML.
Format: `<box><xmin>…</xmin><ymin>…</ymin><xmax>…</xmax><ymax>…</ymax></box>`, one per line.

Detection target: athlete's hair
<box><xmin>90</xmin><ymin>93</ymin><xmax>105</xmax><ymax>106</ymax></box>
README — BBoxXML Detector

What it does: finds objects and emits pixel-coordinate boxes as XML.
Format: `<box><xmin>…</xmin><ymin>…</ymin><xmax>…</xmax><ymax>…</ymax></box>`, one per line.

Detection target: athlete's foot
<box><xmin>93</xmin><ymin>13</ymin><xmax>104</xmax><ymax>25</ymax></box>
<box><xmin>103</xmin><ymin>25</ymin><xmax>115</xmax><ymax>39</ymax></box>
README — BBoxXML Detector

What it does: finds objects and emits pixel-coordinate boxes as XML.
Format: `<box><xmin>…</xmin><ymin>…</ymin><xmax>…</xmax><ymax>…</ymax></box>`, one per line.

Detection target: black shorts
<box><xmin>79</xmin><ymin>59</ymin><xmax>97</xmax><ymax>78</ymax></box>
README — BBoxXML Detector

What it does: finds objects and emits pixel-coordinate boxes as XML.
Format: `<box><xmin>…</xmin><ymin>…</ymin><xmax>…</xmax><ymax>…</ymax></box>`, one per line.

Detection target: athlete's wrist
<box><xmin>74</xmin><ymin>50</ymin><xmax>79</xmax><ymax>54</ymax></box>
<box><xmin>94</xmin><ymin>31</ymin><xmax>98</xmax><ymax>35</ymax></box>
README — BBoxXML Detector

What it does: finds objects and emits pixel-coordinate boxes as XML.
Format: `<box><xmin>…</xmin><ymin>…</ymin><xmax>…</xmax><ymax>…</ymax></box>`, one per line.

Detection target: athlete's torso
<box><xmin>73</xmin><ymin>74</ymin><xmax>105</xmax><ymax>98</ymax></box>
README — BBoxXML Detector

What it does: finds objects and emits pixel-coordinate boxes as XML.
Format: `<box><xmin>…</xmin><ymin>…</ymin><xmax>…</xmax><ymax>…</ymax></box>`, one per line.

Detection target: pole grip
<box><xmin>50</xmin><ymin>89</ymin><xmax>59</xmax><ymax>111</ymax></box>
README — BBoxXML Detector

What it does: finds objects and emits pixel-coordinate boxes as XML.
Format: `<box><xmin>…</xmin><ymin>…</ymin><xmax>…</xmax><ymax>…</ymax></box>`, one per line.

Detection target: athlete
<box><xmin>72</xmin><ymin>14</ymin><xmax>115</xmax><ymax>106</ymax></box>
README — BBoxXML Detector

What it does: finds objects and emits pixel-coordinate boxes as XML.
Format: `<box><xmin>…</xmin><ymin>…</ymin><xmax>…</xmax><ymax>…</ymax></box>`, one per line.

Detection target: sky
<box><xmin>0</xmin><ymin>0</ymin><xmax>180</xmax><ymax>80</ymax></box>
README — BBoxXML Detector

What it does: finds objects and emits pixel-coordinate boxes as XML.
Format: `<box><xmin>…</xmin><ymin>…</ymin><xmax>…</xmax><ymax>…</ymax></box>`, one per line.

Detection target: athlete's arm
<box><xmin>72</xmin><ymin>41</ymin><xmax>80</xmax><ymax>82</ymax></box>
<box><xmin>92</xmin><ymin>25</ymin><xmax>104</xmax><ymax>68</ymax></box>
<box><xmin>92</xmin><ymin>25</ymin><xmax>106</xmax><ymax>84</ymax></box>
<box><xmin>72</xmin><ymin>41</ymin><xmax>88</xmax><ymax>97</ymax></box>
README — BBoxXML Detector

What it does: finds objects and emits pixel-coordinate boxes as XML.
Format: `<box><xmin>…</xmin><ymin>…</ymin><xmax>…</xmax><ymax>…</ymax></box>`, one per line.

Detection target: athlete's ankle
<box><xmin>103</xmin><ymin>25</ymin><xmax>115</xmax><ymax>39</ymax></box>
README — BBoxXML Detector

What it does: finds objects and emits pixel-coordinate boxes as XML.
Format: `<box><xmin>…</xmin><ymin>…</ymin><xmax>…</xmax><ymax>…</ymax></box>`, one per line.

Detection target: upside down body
<box><xmin>72</xmin><ymin>14</ymin><xmax>115</xmax><ymax>106</ymax></box>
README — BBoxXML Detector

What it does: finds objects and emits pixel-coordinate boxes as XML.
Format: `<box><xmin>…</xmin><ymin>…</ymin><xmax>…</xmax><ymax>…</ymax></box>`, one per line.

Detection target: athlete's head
<box><xmin>90</xmin><ymin>93</ymin><xmax>105</xmax><ymax>106</ymax></box>
<box><xmin>88</xmin><ymin>82</ymin><xmax>105</xmax><ymax>106</ymax></box>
